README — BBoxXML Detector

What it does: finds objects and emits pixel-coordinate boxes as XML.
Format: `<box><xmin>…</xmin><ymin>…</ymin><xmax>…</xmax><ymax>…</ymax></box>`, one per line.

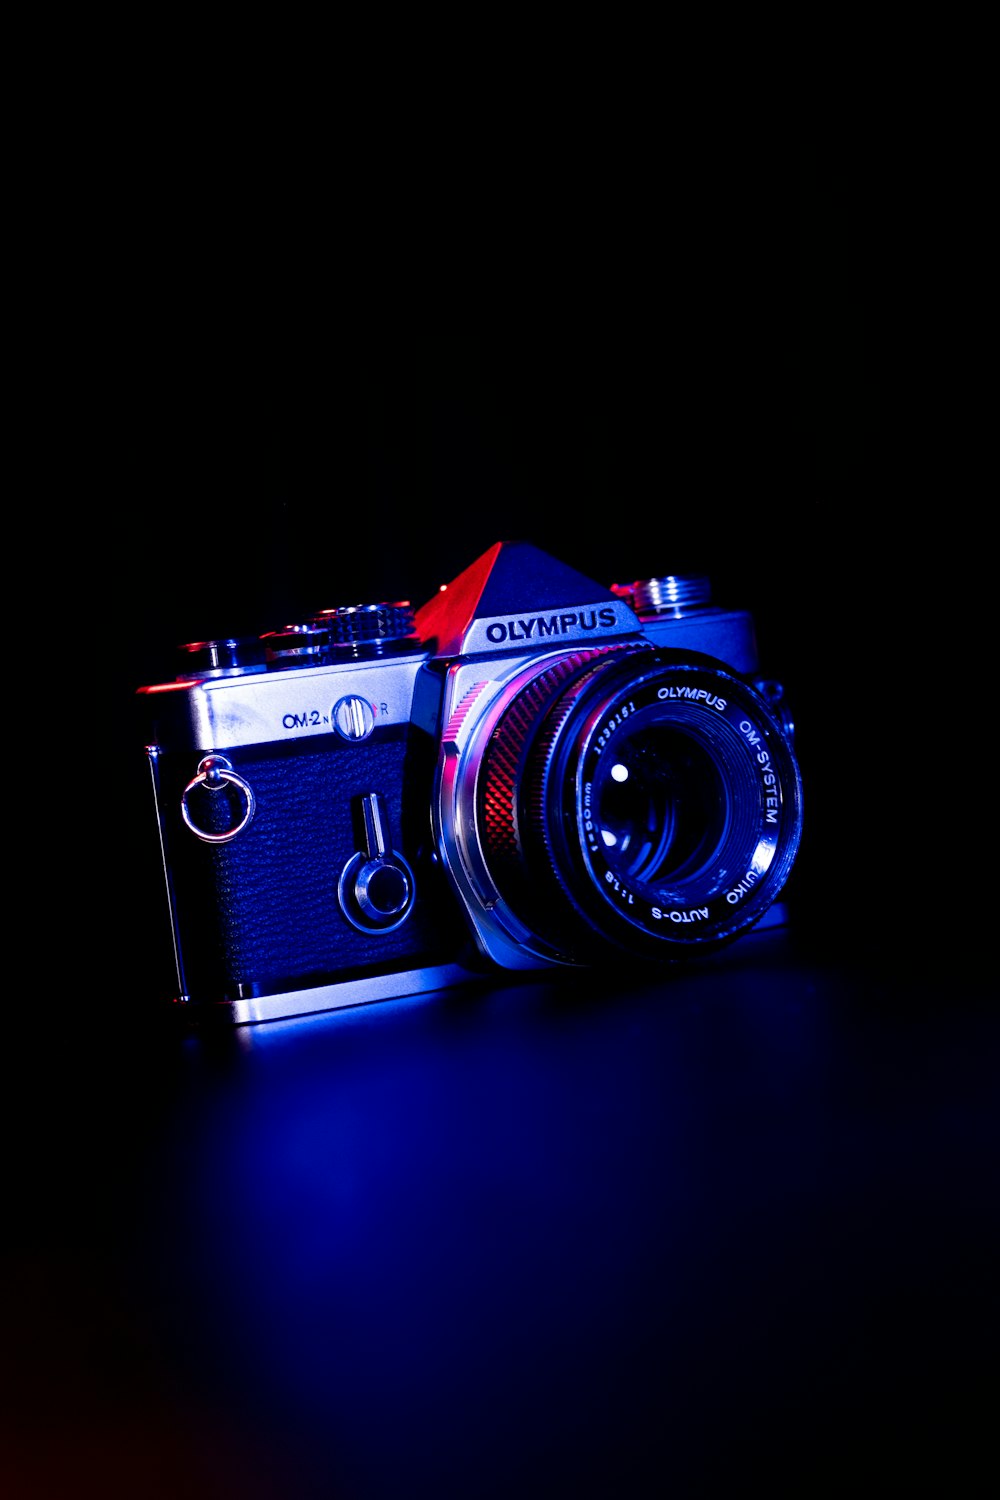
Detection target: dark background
<box><xmin>8</xmin><ymin>115</ymin><xmax>995</xmax><ymax>1497</ymax></box>
<box><xmin>86</xmin><ymin>120</ymin><xmax>985</xmax><ymax>989</ymax></box>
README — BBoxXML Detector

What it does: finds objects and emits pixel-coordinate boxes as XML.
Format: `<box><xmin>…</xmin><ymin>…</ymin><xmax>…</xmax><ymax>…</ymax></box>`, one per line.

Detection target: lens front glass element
<box><xmin>595</xmin><ymin>725</ymin><xmax>730</xmax><ymax>888</ymax></box>
<box><xmin>562</xmin><ymin>661</ymin><xmax>800</xmax><ymax>950</ymax></box>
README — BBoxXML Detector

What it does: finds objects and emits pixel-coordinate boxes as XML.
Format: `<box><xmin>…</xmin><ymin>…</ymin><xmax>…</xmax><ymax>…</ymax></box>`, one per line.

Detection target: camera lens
<box><xmin>471</xmin><ymin>646</ymin><xmax>803</xmax><ymax>965</ymax></box>
<box><xmin>596</xmin><ymin>725</ymin><xmax>731</xmax><ymax>886</ymax></box>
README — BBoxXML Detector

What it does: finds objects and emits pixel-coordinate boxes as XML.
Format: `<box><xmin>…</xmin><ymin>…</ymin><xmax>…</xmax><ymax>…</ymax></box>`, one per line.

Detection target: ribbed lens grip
<box><xmin>480</xmin><ymin>652</ymin><xmax>601</xmax><ymax>860</ymax></box>
<box><xmin>480</xmin><ymin>645</ymin><xmax>649</xmax><ymax>870</ymax></box>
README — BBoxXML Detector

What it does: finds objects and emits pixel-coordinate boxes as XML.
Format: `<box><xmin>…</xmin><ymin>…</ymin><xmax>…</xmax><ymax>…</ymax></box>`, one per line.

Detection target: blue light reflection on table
<box><xmin>128</xmin><ymin>948</ymin><xmax>851</xmax><ymax>1494</ymax></box>
<box><xmin>117</xmin><ymin>936</ymin><xmax>998</xmax><ymax>1498</ymax></box>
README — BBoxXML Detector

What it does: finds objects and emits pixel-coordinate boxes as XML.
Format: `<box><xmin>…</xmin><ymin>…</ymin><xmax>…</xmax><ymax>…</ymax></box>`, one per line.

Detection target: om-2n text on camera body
<box><xmin>137</xmin><ymin>540</ymin><xmax>804</xmax><ymax>1025</ymax></box>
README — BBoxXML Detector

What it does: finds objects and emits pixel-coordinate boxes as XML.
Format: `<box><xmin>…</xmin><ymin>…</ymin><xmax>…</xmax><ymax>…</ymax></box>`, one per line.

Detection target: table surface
<box><xmin>4</xmin><ymin>910</ymin><xmax>996</xmax><ymax>1500</ymax></box>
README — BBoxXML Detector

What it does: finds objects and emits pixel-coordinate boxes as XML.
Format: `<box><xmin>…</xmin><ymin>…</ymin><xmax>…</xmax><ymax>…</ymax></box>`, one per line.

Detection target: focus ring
<box><xmin>479</xmin><ymin>642</ymin><xmax>653</xmax><ymax>876</ymax></box>
<box><xmin>480</xmin><ymin>650</ymin><xmax>611</xmax><ymax>862</ymax></box>
<box><xmin>522</xmin><ymin>646</ymin><xmax>650</xmax><ymax>878</ymax></box>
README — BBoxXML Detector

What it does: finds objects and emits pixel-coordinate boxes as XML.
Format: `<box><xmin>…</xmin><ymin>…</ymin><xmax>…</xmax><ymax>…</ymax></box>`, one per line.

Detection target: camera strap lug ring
<box><xmin>180</xmin><ymin>755</ymin><xmax>256</xmax><ymax>843</ymax></box>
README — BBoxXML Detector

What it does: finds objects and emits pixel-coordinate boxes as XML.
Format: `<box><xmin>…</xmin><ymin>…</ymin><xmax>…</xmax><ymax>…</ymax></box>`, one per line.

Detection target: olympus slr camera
<box><xmin>137</xmin><ymin>541</ymin><xmax>804</xmax><ymax>1024</ymax></box>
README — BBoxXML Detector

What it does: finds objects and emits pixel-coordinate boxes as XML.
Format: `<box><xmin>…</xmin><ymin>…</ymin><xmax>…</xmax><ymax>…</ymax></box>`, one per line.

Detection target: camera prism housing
<box><xmin>137</xmin><ymin>541</ymin><xmax>804</xmax><ymax>1024</ymax></box>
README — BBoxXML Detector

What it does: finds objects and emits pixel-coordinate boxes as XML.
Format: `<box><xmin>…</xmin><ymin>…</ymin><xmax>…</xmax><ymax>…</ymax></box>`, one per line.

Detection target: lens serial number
<box><xmin>595</xmin><ymin>702</ymin><xmax>636</xmax><ymax>750</ymax></box>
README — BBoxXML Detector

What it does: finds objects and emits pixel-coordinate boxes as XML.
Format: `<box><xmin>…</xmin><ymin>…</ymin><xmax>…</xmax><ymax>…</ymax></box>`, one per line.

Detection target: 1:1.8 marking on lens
<box><xmin>604</xmin><ymin>871</ymin><xmax>635</xmax><ymax>904</ymax></box>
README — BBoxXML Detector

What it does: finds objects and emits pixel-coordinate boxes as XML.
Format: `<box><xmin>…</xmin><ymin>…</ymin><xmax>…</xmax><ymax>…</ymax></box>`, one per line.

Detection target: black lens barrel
<box><xmin>476</xmin><ymin>648</ymin><xmax>803</xmax><ymax>964</ymax></box>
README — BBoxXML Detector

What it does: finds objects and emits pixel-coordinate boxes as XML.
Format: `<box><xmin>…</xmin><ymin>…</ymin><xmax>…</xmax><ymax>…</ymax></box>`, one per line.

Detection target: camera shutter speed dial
<box><xmin>313</xmin><ymin>602</ymin><xmax>419</xmax><ymax>660</ymax></box>
<box><xmin>338</xmin><ymin>792</ymin><xmax>416</xmax><ymax>933</ymax></box>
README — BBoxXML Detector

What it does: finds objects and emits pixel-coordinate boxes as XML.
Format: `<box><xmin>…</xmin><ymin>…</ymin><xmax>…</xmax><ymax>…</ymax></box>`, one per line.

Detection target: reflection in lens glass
<box><xmin>597</xmin><ymin>727</ymin><xmax>730</xmax><ymax>887</ymax></box>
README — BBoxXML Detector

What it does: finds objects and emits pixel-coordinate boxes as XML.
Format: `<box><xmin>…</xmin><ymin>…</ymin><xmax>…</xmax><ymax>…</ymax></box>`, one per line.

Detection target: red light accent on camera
<box><xmin>414</xmin><ymin>542</ymin><xmax>504</xmax><ymax>652</ymax></box>
<box><xmin>442</xmin><ymin>682</ymin><xmax>490</xmax><ymax>743</ymax></box>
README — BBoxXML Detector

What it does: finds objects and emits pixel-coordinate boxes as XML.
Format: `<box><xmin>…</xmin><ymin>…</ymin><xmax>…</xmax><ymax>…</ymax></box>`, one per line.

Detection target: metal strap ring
<box><xmin>180</xmin><ymin>755</ymin><xmax>256</xmax><ymax>843</ymax></box>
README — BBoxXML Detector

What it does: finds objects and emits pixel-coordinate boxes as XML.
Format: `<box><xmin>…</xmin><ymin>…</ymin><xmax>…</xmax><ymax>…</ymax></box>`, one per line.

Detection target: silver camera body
<box><xmin>138</xmin><ymin>541</ymin><xmax>803</xmax><ymax>1024</ymax></box>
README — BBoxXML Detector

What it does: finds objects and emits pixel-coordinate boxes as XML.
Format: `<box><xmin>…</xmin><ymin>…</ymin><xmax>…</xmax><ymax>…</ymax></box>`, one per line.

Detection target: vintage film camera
<box><xmin>138</xmin><ymin>541</ymin><xmax>804</xmax><ymax>1024</ymax></box>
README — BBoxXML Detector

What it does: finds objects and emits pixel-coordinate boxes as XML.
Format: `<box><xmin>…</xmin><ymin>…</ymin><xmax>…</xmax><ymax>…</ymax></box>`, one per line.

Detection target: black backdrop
<box><xmin>91</xmin><ymin>125</ymin><xmax>981</xmax><ymax>991</ymax></box>
<box><xmin>8</xmin><ymin>123</ymin><xmax>996</xmax><ymax>1497</ymax></box>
